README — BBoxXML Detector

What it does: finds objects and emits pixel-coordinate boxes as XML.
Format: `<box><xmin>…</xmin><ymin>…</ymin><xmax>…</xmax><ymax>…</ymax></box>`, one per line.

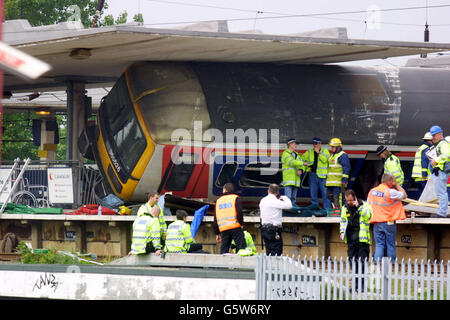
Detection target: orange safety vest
<box><xmin>368</xmin><ymin>183</ymin><xmax>406</xmax><ymax>223</ymax></box>
<box><xmin>215</xmin><ymin>194</ymin><xmax>241</xmax><ymax>232</ymax></box>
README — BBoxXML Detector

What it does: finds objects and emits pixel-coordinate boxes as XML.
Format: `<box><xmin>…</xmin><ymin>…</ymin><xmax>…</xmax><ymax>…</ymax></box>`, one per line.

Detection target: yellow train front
<box><xmin>80</xmin><ymin>61</ymin><xmax>450</xmax><ymax>204</ymax></box>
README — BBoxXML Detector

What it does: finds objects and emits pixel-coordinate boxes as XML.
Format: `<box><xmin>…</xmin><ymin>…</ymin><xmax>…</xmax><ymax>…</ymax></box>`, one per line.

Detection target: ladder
<box><xmin>0</xmin><ymin>158</ymin><xmax>31</xmax><ymax>215</ymax></box>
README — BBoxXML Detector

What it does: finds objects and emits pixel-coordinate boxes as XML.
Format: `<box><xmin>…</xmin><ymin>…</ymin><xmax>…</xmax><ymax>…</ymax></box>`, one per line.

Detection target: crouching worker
<box><xmin>165</xmin><ymin>210</ymin><xmax>204</xmax><ymax>254</ymax></box>
<box><xmin>231</xmin><ymin>230</ymin><xmax>257</xmax><ymax>256</ymax></box>
<box><xmin>129</xmin><ymin>206</ymin><xmax>162</xmax><ymax>256</ymax></box>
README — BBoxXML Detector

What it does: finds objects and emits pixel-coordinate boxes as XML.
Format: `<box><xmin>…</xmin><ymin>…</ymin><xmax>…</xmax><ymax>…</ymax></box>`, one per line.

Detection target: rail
<box><xmin>256</xmin><ymin>254</ymin><xmax>450</xmax><ymax>300</ymax></box>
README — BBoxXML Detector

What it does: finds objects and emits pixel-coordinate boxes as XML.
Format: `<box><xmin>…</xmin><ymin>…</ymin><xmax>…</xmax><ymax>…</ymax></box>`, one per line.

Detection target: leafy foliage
<box><xmin>102</xmin><ymin>11</ymin><xmax>144</xmax><ymax>26</ymax></box>
<box><xmin>1</xmin><ymin>112</ymin><xmax>66</xmax><ymax>161</ymax></box>
<box><xmin>5</xmin><ymin>0</ymin><xmax>144</xmax><ymax>27</ymax></box>
<box><xmin>2</xmin><ymin>112</ymin><xmax>39</xmax><ymax>161</ymax></box>
<box><xmin>2</xmin><ymin>1</ymin><xmax>144</xmax><ymax>161</ymax></box>
<box><xmin>5</xmin><ymin>0</ymin><xmax>109</xmax><ymax>27</ymax></box>
<box><xmin>17</xmin><ymin>241</ymin><xmax>90</xmax><ymax>264</ymax></box>
<box><xmin>133</xmin><ymin>13</ymin><xmax>144</xmax><ymax>24</ymax></box>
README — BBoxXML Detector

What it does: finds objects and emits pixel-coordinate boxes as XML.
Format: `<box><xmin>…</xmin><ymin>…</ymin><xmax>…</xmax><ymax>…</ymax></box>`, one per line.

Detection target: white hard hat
<box><xmin>445</xmin><ymin>136</ymin><xmax>450</xmax><ymax>142</ymax></box>
<box><xmin>423</xmin><ymin>132</ymin><xmax>433</xmax><ymax>140</ymax></box>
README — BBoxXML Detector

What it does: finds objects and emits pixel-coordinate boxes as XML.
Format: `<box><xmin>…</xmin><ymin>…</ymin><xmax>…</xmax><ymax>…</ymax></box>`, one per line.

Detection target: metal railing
<box><xmin>256</xmin><ymin>254</ymin><xmax>450</xmax><ymax>300</ymax></box>
<box><xmin>0</xmin><ymin>160</ymin><xmax>102</xmax><ymax>209</ymax></box>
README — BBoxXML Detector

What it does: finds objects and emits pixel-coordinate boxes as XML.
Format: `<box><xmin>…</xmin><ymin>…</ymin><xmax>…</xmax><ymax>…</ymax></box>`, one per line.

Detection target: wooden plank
<box><xmin>439</xmin><ymin>248</ymin><xmax>450</xmax><ymax>261</ymax></box>
<box><xmin>397</xmin><ymin>247</ymin><xmax>428</xmax><ymax>261</ymax></box>
<box><xmin>329</xmin><ymin>243</ymin><xmax>350</xmax><ymax>259</ymax></box>
<box><xmin>31</xmin><ymin>222</ymin><xmax>42</xmax><ymax>249</ymax></box>
<box><xmin>396</xmin><ymin>225</ymin><xmax>428</xmax><ymax>247</ymax></box>
<box><xmin>42</xmin><ymin>221</ymin><xmax>65</xmax><ymax>241</ymax></box>
<box><xmin>427</xmin><ymin>226</ymin><xmax>440</xmax><ymax>261</ymax></box>
<box><xmin>42</xmin><ymin>240</ymin><xmax>75</xmax><ymax>252</ymax></box>
<box><xmin>119</xmin><ymin>223</ymin><xmax>131</xmax><ymax>257</ymax></box>
<box><xmin>86</xmin><ymin>242</ymin><xmax>121</xmax><ymax>257</ymax></box>
<box><xmin>317</xmin><ymin>225</ymin><xmax>330</xmax><ymax>258</ymax></box>
<box><xmin>74</xmin><ymin>222</ymin><xmax>86</xmax><ymax>253</ymax></box>
<box><xmin>0</xmin><ymin>253</ymin><xmax>21</xmax><ymax>261</ymax></box>
<box><xmin>439</xmin><ymin>226</ymin><xmax>450</xmax><ymax>244</ymax></box>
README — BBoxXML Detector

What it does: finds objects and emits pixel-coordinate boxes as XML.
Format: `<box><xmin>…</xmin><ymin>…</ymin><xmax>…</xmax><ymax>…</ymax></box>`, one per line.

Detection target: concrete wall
<box><xmin>0</xmin><ymin>264</ymin><xmax>255</xmax><ymax>300</ymax></box>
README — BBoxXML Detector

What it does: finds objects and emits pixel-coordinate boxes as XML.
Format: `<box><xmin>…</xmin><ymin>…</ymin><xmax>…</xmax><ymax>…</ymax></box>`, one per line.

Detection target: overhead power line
<box><xmin>144</xmin><ymin>1</ymin><xmax>450</xmax><ymax>18</ymax></box>
<box><xmin>141</xmin><ymin>1</ymin><xmax>450</xmax><ymax>27</ymax></box>
<box><xmin>3</xmin><ymin>2</ymin><xmax>450</xmax><ymax>34</ymax></box>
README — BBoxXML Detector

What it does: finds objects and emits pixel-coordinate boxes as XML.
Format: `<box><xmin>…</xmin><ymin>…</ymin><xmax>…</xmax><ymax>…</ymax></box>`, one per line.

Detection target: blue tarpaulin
<box><xmin>191</xmin><ymin>204</ymin><xmax>209</xmax><ymax>238</ymax></box>
<box><xmin>158</xmin><ymin>194</ymin><xmax>172</xmax><ymax>216</ymax></box>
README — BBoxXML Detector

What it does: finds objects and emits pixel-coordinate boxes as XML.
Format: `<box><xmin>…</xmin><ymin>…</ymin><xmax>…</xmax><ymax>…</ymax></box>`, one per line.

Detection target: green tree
<box><xmin>101</xmin><ymin>11</ymin><xmax>145</xmax><ymax>26</ymax></box>
<box><xmin>101</xmin><ymin>14</ymin><xmax>115</xmax><ymax>26</ymax></box>
<box><xmin>5</xmin><ymin>0</ymin><xmax>109</xmax><ymax>27</ymax></box>
<box><xmin>1</xmin><ymin>112</ymin><xmax>39</xmax><ymax>161</ymax></box>
<box><xmin>133</xmin><ymin>13</ymin><xmax>144</xmax><ymax>24</ymax></box>
<box><xmin>1</xmin><ymin>112</ymin><xmax>67</xmax><ymax>161</ymax></box>
<box><xmin>5</xmin><ymin>0</ymin><xmax>144</xmax><ymax>28</ymax></box>
<box><xmin>55</xmin><ymin>115</ymin><xmax>67</xmax><ymax>160</ymax></box>
<box><xmin>114</xmin><ymin>11</ymin><xmax>127</xmax><ymax>24</ymax></box>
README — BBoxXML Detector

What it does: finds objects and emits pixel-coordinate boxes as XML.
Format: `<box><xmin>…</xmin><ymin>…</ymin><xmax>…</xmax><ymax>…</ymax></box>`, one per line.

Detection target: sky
<box><xmin>103</xmin><ymin>0</ymin><xmax>450</xmax><ymax>66</ymax></box>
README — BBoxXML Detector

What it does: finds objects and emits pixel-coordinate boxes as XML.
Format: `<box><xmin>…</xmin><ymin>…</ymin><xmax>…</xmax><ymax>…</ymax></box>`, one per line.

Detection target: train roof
<box><xmin>4</xmin><ymin>19</ymin><xmax>450</xmax><ymax>93</ymax></box>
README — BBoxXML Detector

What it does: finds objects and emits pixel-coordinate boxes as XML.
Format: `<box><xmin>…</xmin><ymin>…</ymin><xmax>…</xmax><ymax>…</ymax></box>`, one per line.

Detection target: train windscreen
<box><xmin>100</xmin><ymin>75</ymin><xmax>147</xmax><ymax>177</ymax></box>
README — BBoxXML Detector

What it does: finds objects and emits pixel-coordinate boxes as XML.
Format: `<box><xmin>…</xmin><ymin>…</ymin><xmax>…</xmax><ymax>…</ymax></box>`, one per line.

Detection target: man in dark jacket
<box><xmin>340</xmin><ymin>189</ymin><xmax>373</xmax><ymax>292</ymax></box>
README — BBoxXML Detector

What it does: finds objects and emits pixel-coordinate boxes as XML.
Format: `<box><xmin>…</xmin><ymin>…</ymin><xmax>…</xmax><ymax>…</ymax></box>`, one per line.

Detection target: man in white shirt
<box><xmin>259</xmin><ymin>184</ymin><xmax>293</xmax><ymax>256</ymax></box>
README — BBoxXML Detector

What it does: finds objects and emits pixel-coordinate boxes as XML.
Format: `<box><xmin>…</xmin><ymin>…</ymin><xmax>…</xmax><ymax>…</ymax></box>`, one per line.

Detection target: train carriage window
<box><xmin>215</xmin><ymin>162</ymin><xmax>238</xmax><ymax>187</ymax></box>
<box><xmin>239</xmin><ymin>162</ymin><xmax>282</xmax><ymax>188</ymax></box>
<box><xmin>165</xmin><ymin>153</ymin><xmax>198</xmax><ymax>191</ymax></box>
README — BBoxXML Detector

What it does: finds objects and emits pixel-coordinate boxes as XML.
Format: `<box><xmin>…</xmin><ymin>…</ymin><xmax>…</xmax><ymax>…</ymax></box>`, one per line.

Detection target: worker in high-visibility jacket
<box><xmin>129</xmin><ymin>206</ymin><xmax>162</xmax><ymax>255</ymax></box>
<box><xmin>214</xmin><ymin>183</ymin><xmax>247</xmax><ymax>254</ymax></box>
<box><xmin>281</xmin><ymin>138</ymin><xmax>305</xmax><ymax>207</ymax></box>
<box><xmin>429</xmin><ymin>126</ymin><xmax>450</xmax><ymax>218</ymax></box>
<box><xmin>231</xmin><ymin>230</ymin><xmax>257</xmax><ymax>256</ymax></box>
<box><xmin>368</xmin><ymin>173</ymin><xmax>407</xmax><ymax>262</ymax></box>
<box><xmin>376</xmin><ymin>145</ymin><xmax>404</xmax><ymax>186</ymax></box>
<box><xmin>326</xmin><ymin>138</ymin><xmax>350</xmax><ymax>209</ymax></box>
<box><xmin>446</xmin><ymin>136</ymin><xmax>450</xmax><ymax>188</ymax></box>
<box><xmin>302</xmin><ymin>137</ymin><xmax>331</xmax><ymax>209</ymax></box>
<box><xmin>137</xmin><ymin>192</ymin><xmax>167</xmax><ymax>244</ymax></box>
<box><xmin>339</xmin><ymin>189</ymin><xmax>372</xmax><ymax>292</ymax></box>
<box><xmin>164</xmin><ymin>209</ymin><xmax>204</xmax><ymax>254</ymax></box>
<box><xmin>411</xmin><ymin>132</ymin><xmax>433</xmax><ymax>197</ymax></box>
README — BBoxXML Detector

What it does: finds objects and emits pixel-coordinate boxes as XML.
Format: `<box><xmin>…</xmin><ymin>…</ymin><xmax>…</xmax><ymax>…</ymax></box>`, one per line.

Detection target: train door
<box><xmin>158</xmin><ymin>145</ymin><xmax>209</xmax><ymax>198</ymax></box>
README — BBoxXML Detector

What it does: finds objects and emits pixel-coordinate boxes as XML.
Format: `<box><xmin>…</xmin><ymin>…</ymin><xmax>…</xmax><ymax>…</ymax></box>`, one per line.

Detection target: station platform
<box><xmin>1</xmin><ymin>210</ymin><xmax>450</xmax><ymax>262</ymax></box>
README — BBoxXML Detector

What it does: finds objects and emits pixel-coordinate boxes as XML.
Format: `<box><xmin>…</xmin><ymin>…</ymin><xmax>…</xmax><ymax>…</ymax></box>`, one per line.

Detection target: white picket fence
<box><xmin>256</xmin><ymin>254</ymin><xmax>450</xmax><ymax>300</ymax></box>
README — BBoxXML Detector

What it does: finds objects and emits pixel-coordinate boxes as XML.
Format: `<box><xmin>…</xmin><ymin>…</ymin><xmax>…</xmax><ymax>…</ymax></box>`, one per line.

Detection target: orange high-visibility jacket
<box><xmin>215</xmin><ymin>194</ymin><xmax>241</xmax><ymax>232</ymax></box>
<box><xmin>368</xmin><ymin>183</ymin><xmax>406</xmax><ymax>223</ymax></box>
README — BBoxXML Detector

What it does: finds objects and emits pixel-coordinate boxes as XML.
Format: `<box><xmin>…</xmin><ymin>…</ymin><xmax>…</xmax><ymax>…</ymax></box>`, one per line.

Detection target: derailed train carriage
<box><xmin>79</xmin><ymin>61</ymin><xmax>450</xmax><ymax>207</ymax></box>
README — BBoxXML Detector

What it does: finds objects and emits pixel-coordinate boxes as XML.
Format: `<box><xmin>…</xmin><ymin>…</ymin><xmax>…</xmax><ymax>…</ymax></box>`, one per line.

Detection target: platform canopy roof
<box><xmin>4</xmin><ymin>19</ymin><xmax>450</xmax><ymax>94</ymax></box>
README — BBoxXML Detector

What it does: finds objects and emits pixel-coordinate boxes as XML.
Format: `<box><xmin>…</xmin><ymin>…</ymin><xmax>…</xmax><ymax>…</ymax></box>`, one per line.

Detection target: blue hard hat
<box><xmin>430</xmin><ymin>125</ymin><xmax>443</xmax><ymax>135</ymax></box>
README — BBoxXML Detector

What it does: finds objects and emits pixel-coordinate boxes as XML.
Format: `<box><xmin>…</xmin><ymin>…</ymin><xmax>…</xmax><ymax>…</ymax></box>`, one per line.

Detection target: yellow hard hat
<box><xmin>119</xmin><ymin>205</ymin><xmax>131</xmax><ymax>215</ymax></box>
<box><xmin>329</xmin><ymin>138</ymin><xmax>342</xmax><ymax>147</ymax></box>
